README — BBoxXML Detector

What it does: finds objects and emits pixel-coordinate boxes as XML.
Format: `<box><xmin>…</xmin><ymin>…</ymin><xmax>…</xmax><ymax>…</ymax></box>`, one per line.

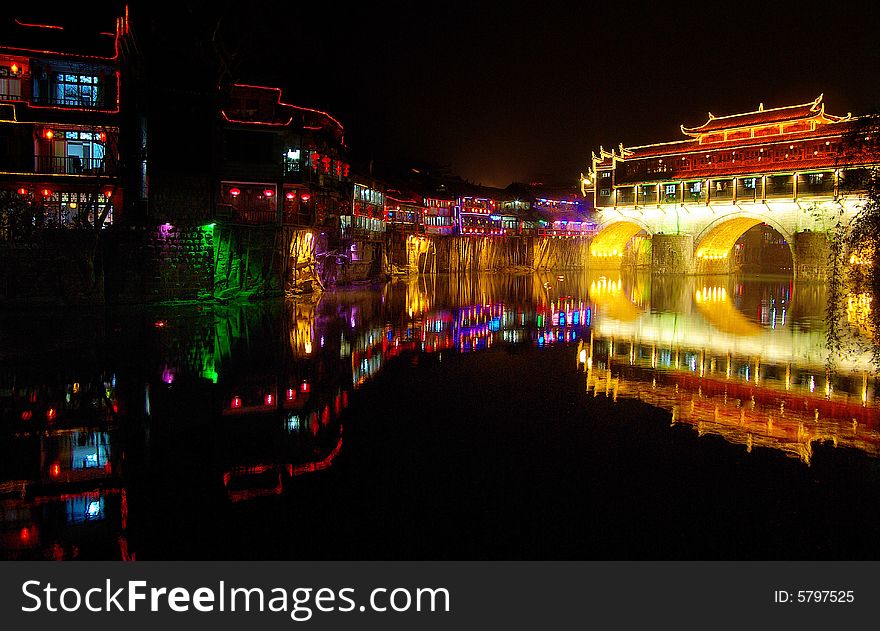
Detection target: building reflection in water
<box><xmin>0</xmin><ymin>373</ymin><xmax>127</xmax><ymax>560</ymax></box>
<box><xmin>577</xmin><ymin>273</ymin><xmax>880</xmax><ymax>464</ymax></box>
<box><xmin>2</xmin><ymin>271</ymin><xmax>880</xmax><ymax>558</ymax></box>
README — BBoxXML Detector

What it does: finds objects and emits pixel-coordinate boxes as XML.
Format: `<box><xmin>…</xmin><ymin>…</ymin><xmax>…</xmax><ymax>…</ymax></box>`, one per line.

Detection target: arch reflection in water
<box><xmin>576</xmin><ymin>272</ymin><xmax>880</xmax><ymax>463</ymax></box>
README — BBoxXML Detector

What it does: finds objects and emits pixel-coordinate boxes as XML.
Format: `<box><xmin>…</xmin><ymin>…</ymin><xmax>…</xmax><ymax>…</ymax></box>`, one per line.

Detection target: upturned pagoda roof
<box><xmin>680</xmin><ymin>94</ymin><xmax>848</xmax><ymax>136</ymax></box>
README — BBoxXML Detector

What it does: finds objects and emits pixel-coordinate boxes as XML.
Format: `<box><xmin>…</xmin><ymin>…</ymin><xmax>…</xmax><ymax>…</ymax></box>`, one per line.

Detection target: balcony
<box><xmin>34</xmin><ymin>156</ymin><xmax>112</xmax><ymax>176</ymax></box>
<box><xmin>616</xmin><ymin>187</ymin><xmax>635</xmax><ymax>206</ymax></box>
<box><xmin>765</xmin><ymin>175</ymin><xmax>795</xmax><ymax>200</ymax></box>
<box><xmin>636</xmin><ymin>188</ymin><xmax>657</xmax><ymax>207</ymax></box>
<box><xmin>710</xmin><ymin>180</ymin><xmax>734</xmax><ymax>202</ymax></box>
<box><xmin>796</xmin><ymin>172</ymin><xmax>835</xmax><ymax>198</ymax></box>
<box><xmin>735</xmin><ymin>178</ymin><xmax>759</xmax><ymax>202</ymax></box>
<box><xmin>231</xmin><ymin>207</ymin><xmax>278</xmax><ymax>225</ymax></box>
<box><xmin>30</xmin><ymin>94</ymin><xmax>113</xmax><ymax>111</ymax></box>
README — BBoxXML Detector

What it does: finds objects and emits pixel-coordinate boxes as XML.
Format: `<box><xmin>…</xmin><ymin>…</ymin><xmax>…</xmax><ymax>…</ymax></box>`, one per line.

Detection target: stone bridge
<box><xmin>587</xmin><ymin>197</ymin><xmax>861</xmax><ymax>278</ymax></box>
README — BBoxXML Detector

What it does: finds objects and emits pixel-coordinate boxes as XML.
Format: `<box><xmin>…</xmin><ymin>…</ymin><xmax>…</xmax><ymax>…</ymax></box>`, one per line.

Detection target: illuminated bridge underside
<box><xmin>589</xmin><ymin>221</ymin><xmax>646</xmax><ymax>258</ymax></box>
<box><xmin>590</xmin><ymin>199</ymin><xmax>861</xmax><ymax>276</ymax></box>
<box><xmin>695</xmin><ymin>217</ymin><xmax>764</xmax><ymax>260</ymax></box>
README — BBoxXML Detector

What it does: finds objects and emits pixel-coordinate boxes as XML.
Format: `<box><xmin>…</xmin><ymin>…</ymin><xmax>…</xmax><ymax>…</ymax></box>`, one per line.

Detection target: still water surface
<box><xmin>2</xmin><ymin>272</ymin><xmax>880</xmax><ymax>559</ymax></box>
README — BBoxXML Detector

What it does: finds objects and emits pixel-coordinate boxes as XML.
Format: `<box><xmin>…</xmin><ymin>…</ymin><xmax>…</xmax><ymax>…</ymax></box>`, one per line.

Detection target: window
<box><xmin>808</xmin><ymin>173</ymin><xmax>824</xmax><ymax>185</ymax></box>
<box><xmin>283</xmin><ymin>148</ymin><xmax>301</xmax><ymax>174</ymax></box>
<box><xmin>0</xmin><ymin>66</ymin><xmax>22</xmax><ymax>100</ymax></box>
<box><xmin>600</xmin><ymin>188</ymin><xmax>611</xmax><ymax>197</ymax></box>
<box><xmin>665</xmin><ymin>184</ymin><xmax>677</xmax><ymax>196</ymax></box>
<box><xmin>42</xmin><ymin>191</ymin><xmax>114</xmax><ymax>227</ymax></box>
<box><xmin>55</xmin><ymin>131</ymin><xmax>106</xmax><ymax>174</ymax></box>
<box><xmin>742</xmin><ymin>178</ymin><xmax>757</xmax><ymax>190</ymax></box>
<box><xmin>55</xmin><ymin>73</ymin><xmax>100</xmax><ymax>107</ymax></box>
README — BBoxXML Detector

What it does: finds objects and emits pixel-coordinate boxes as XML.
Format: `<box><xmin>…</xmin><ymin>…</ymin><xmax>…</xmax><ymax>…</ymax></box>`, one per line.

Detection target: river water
<box><xmin>2</xmin><ymin>272</ymin><xmax>880</xmax><ymax>559</ymax></box>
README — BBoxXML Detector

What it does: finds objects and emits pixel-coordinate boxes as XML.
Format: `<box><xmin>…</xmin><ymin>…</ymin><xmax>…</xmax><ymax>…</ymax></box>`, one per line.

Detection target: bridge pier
<box><xmin>793</xmin><ymin>231</ymin><xmax>831</xmax><ymax>281</ymax></box>
<box><xmin>651</xmin><ymin>234</ymin><xmax>694</xmax><ymax>275</ymax></box>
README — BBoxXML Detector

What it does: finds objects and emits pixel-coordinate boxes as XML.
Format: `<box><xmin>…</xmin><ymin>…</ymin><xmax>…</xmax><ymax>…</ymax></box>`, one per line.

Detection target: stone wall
<box><xmin>431</xmin><ymin>236</ymin><xmax>534</xmax><ymax>272</ymax></box>
<box><xmin>533</xmin><ymin>237</ymin><xmax>589</xmax><ymax>270</ymax></box>
<box><xmin>652</xmin><ymin>234</ymin><xmax>694</xmax><ymax>275</ymax></box>
<box><xmin>212</xmin><ymin>224</ymin><xmax>289</xmax><ymax>299</ymax></box>
<box><xmin>0</xmin><ymin>231</ymin><xmax>103</xmax><ymax>306</ymax></box>
<box><xmin>793</xmin><ymin>230</ymin><xmax>831</xmax><ymax>281</ymax></box>
<box><xmin>104</xmin><ymin>224</ymin><xmax>215</xmax><ymax>303</ymax></box>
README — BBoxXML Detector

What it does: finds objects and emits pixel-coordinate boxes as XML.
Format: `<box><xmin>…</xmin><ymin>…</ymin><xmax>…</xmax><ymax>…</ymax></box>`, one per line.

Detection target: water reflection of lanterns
<box><xmin>694</xmin><ymin>286</ymin><xmax>726</xmax><ymax>303</ymax></box>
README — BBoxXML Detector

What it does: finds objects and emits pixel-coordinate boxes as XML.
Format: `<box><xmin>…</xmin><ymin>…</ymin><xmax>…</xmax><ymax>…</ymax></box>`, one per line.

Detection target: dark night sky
<box><xmin>24</xmin><ymin>2</ymin><xmax>880</xmax><ymax>187</ymax></box>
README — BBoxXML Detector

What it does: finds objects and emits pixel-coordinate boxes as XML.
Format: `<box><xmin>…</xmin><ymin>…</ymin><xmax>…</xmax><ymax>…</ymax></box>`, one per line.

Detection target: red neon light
<box><xmin>224</xmin><ymin>83</ymin><xmax>345</xmax><ymax>132</ymax></box>
<box><xmin>300</xmin><ymin>381</ymin><xmax>311</xmax><ymax>393</ymax></box>
<box><xmin>21</xmin><ymin>410</ymin><xmax>32</xmax><ymax>421</ymax></box>
<box><xmin>17</xmin><ymin>187</ymin><xmax>28</xmax><ymax>195</ymax></box>
<box><xmin>103</xmin><ymin>189</ymin><xmax>114</xmax><ymax>199</ymax></box>
<box><xmin>40</xmin><ymin>188</ymin><xmax>51</xmax><ymax>197</ymax></box>
<box><xmin>14</xmin><ymin>19</ymin><xmax>64</xmax><ymax>30</ymax></box>
<box><xmin>286</xmin><ymin>388</ymin><xmax>296</xmax><ymax>401</ymax></box>
<box><xmin>264</xmin><ymin>393</ymin><xmax>274</xmax><ymax>406</ymax></box>
<box><xmin>46</xmin><ymin>408</ymin><xmax>57</xmax><ymax>421</ymax></box>
<box><xmin>231</xmin><ymin>396</ymin><xmax>242</xmax><ymax>409</ymax></box>
<box><xmin>19</xmin><ymin>527</ymin><xmax>31</xmax><ymax>543</ymax></box>
<box><xmin>44</xmin><ymin>129</ymin><xmax>54</xmax><ymax>140</ymax></box>
<box><xmin>229</xmin><ymin>187</ymin><xmax>241</xmax><ymax>197</ymax></box>
<box><xmin>50</xmin><ymin>463</ymin><xmax>61</xmax><ymax>478</ymax></box>
<box><xmin>289</xmin><ymin>428</ymin><xmax>344</xmax><ymax>477</ymax></box>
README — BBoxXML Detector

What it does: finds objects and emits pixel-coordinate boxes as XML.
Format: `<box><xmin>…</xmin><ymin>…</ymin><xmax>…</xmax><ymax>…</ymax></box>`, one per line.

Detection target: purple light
<box><xmin>159</xmin><ymin>223</ymin><xmax>173</xmax><ymax>237</ymax></box>
<box><xmin>161</xmin><ymin>367</ymin><xmax>175</xmax><ymax>384</ymax></box>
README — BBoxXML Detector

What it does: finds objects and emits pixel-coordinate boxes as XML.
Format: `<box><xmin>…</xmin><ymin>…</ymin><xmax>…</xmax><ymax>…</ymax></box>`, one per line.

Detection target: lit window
<box><xmin>54</xmin><ymin>73</ymin><xmax>100</xmax><ymax>107</ymax></box>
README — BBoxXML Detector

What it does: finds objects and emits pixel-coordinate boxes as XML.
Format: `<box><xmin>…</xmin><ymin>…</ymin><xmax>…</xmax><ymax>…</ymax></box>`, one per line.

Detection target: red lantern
<box><xmin>10</xmin><ymin>63</ymin><xmax>19</xmax><ymax>75</ymax></box>
<box><xmin>285</xmin><ymin>191</ymin><xmax>295</xmax><ymax>200</ymax></box>
<box><xmin>41</xmin><ymin>188</ymin><xmax>51</xmax><ymax>197</ymax></box>
<box><xmin>17</xmin><ymin>187</ymin><xmax>28</xmax><ymax>195</ymax></box>
<box><xmin>263</xmin><ymin>188</ymin><xmax>274</xmax><ymax>198</ymax></box>
<box><xmin>103</xmin><ymin>189</ymin><xmax>113</xmax><ymax>199</ymax></box>
<box><xmin>231</xmin><ymin>396</ymin><xmax>242</xmax><ymax>409</ymax></box>
<box><xmin>300</xmin><ymin>194</ymin><xmax>311</xmax><ymax>203</ymax></box>
<box><xmin>229</xmin><ymin>187</ymin><xmax>241</xmax><ymax>197</ymax></box>
<box><xmin>44</xmin><ymin>129</ymin><xmax>54</xmax><ymax>140</ymax></box>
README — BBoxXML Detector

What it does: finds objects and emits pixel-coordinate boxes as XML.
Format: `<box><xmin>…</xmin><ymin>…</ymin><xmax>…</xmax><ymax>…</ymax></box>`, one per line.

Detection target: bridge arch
<box><xmin>590</xmin><ymin>219</ymin><xmax>652</xmax><ymax>268</ymax></box>
<box><xmin>693</xmin><ymin>211</ymin><xmax>795</xmax><ymax>274</ymax></box>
